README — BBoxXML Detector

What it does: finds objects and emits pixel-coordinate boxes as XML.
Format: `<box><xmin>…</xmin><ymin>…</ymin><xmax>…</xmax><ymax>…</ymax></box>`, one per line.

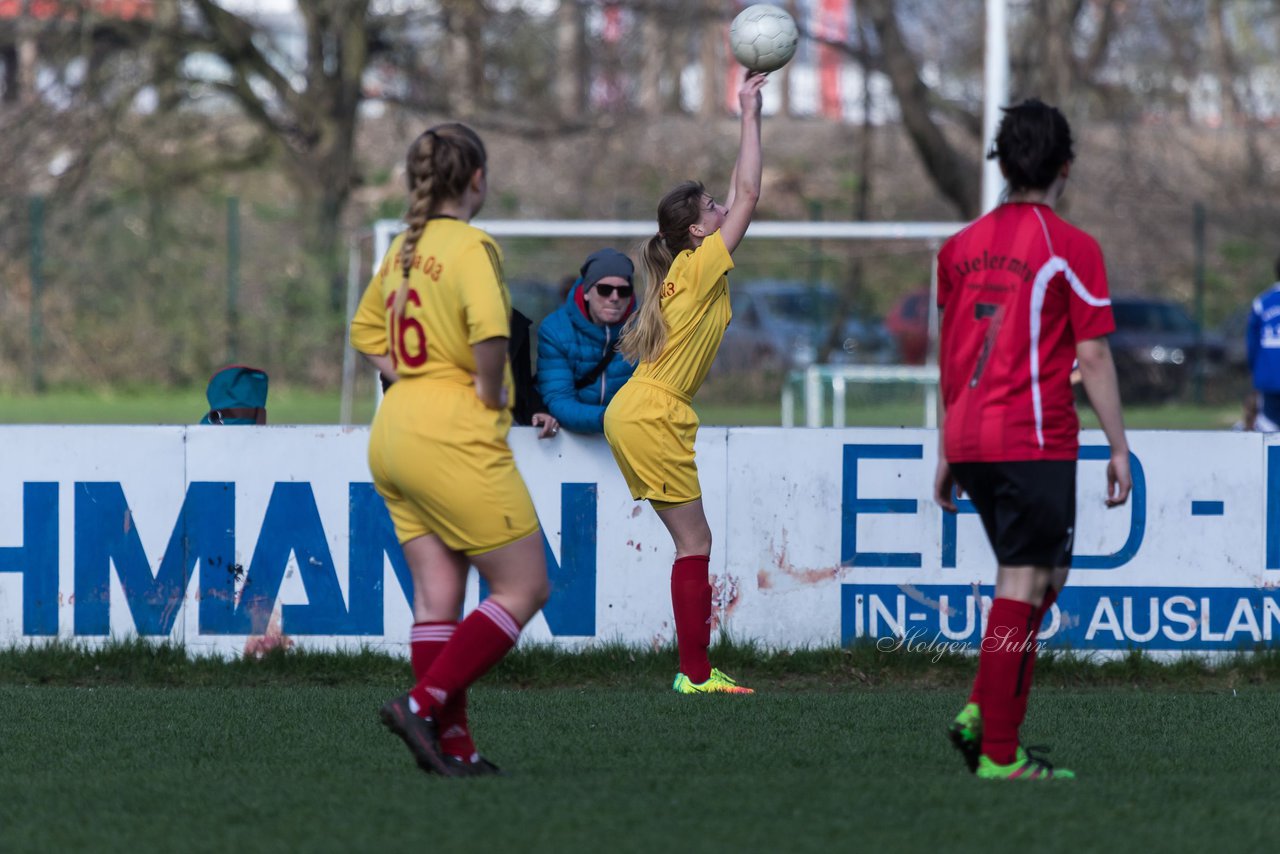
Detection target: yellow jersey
<box><xmin>631</xmin><ymin>230</ymin><xmax>734</xmax><ymax>399</ymax></box>
<box><xmin>350</xmin><ymin>217</ymin><xmax>514</xmax><ymax>405</ymax></box>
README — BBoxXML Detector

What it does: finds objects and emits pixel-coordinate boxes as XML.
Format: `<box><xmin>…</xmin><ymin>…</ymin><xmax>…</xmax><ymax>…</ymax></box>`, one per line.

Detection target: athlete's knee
<box><xmin>685</xmin><ymin>531</ymin><xmax>712</xmax><ymax>557</ymax></box>
<box><xmin>486</xmin><ymin>566</ymin><xmax>550</xmax><ymax>615</ymax></box>
<box><xmin>531</xmin><ymin>573</ymin><xmax>551</xmax><ymax>611</ymax></box>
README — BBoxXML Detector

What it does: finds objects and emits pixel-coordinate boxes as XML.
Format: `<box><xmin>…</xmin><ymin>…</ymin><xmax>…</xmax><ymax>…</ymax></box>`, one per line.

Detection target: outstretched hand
<box><xmin>739</xmin><ymin>72</ymin><xmax>766</xmax><ymax>117</ymax></box>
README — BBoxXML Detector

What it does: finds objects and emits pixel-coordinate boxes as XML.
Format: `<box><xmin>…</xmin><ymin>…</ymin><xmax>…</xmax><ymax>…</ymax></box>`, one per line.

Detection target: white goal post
<box><xmin>341</xmin><ymin>219</ymin><xmax>965</xmax><ymax>427</ymax></box>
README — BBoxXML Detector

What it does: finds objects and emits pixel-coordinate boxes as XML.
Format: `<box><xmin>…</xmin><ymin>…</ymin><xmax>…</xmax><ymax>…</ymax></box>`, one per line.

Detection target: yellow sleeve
<box><xmin>689</xmin><ymin>230</ymin><xmax>735</xmax><ymax>300</ymax></box>
<box><xmin>459</xmin><ymin>237</ymin><xmax>512</xmax><ymax>344</ymax></box>
<box><xmin>349</xmin><ymin>245</ymin><xmax>394</xmax><ymax>355</ymax></box>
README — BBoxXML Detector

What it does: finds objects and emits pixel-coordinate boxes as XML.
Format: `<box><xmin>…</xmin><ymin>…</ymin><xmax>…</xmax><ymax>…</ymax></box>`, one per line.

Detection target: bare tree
<box><xmin>859</xmin><ymin>0</ymin><xmax>979</xmax><ymax>217</ymax></box>
<box><xmin>175</xmin><ymin>0</ymin><xmax>372</xmax><ymax>307</ymax></box>
<box><xmin>556</xmin><ymin>0</ymin><xmax>587</xmax><ymax>118</ymax></box>
<box><xmin>699</xmin><ymin>0</ymin><xmax>728</xmax><ymax>118</ymax></box>
<box><xmin>637</xmin><ymin>3</ymin><xmax>664</xmax><ymax>115</ymax></box>
<box><xmin>1010</xmin><ymin>0</ymin><xmax>1121</xmax><ymax>111</ymax></box>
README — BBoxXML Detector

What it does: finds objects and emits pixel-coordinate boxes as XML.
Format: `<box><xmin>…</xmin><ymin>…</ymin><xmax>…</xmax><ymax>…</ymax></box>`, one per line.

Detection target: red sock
<box><xmin>969</xmin><ymin>586</ymin><xmax>1059</xmax><ymax>706</ymax></box>
<box><xmin>1016</xmin><ymin>585</ymin><xmax>1060</xmax><ymax>713</ymax></box>
<box><xmin>409</xmin><ymin>621</ymin><xmax>475</xmax><ymax>760</ymax></box>
<box><xmin>671</xmin><ymin>555</ymin><xmax>712</xmax><ymax>683</ymax></box>
<box><xmin>977</xmin><ymin>598</ymin><xmax>1037</xmax><ymax>765</ymax></box>
<box><xmin>410</xmin><ymin>620</ymin><xmax>454</xmax><ymax>679</ymax></box>
<box><xmin>409</xmin><ymin>599</ymin><xmax>522</xmax><ymax>719</ymax></box>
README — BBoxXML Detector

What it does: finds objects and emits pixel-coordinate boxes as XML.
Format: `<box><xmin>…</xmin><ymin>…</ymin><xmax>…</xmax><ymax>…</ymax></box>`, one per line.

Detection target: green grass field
<box><xmin>2</xmin><ymin>643</ymin><xmax>1278</xmax><ymax>853</ymax></box>
<box><xmin>0</xmin><ymin>386</ymin><xmax>1243</xmax><ymax>429</ymax></box>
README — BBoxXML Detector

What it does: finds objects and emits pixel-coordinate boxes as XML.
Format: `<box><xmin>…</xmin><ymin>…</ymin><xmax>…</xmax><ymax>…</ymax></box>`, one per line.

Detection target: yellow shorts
<box><xmin>603</xmin><ymin>378</ymin><xmax>701</xmax><ymax>505</ymax></box>
<box><xmin>368</xmin><ymin>378</ymin><xmax>539</xmax><ymax>554</ymax></box>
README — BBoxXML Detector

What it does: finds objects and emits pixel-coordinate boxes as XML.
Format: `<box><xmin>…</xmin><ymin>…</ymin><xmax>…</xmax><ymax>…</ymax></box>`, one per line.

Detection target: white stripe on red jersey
<box><xmin>938</xmin><ymin>202</ymin><xmax>1114</xmax><ymax>462</ymax></box>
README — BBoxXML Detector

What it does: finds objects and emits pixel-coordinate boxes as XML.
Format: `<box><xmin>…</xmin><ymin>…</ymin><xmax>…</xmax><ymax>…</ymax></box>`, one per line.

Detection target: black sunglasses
<box><xmin>593</xmin><ymin>284</ymin><xmax>633</xmax><ymax>298</ymax></box>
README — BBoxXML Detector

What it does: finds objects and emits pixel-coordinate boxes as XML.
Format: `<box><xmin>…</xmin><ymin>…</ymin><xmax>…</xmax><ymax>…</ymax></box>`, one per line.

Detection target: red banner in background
<box><xmin>816</xmin><ymin>0</ymin><xmax>848</xmax><ymax>119</ymax></box>
<box><xmin>0</xmin><ymin>1</ymin><xmax>155</xmax><ymax>21</ymax></box>
<box><xmin>602</xmin><ymin>3</ymin><xmax>623</xmax><ymax>42</ymax></box>
<box><xmin>724</xmin><ymin>8</ymin><xmax>739</xmax><ymax>115</ymax></box>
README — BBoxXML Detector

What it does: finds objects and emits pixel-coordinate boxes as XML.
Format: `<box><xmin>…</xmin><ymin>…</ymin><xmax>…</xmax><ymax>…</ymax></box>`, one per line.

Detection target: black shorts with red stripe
<box><xmin>950</xmin><ymin>460</ymin><xmax>1076</xmax><ymax>568</ymax></box>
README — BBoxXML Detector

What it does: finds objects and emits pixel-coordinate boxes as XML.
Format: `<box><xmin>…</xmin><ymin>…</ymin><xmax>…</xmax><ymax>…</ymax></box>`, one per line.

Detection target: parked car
<box><xmin>717</xmin><ymin>280</ymin><xmax>898</xmax><ymax>372</ymax></box>
<box><xmin>1218</xmin><ymin>305</ymin><xmax>1251</xmax><ymax>376</ymax></box>
<box><xmin>1109</xmin><ymin>296</ymin><xmax>1227</xmax><ymax>402</ymax></box>
<box><xmin>885</xmin><ymin>288</ymin><xmax>931</xmax><ymax>365</ymax></box>
<box><xmin>506</xmin><ymin>279</ymin><xmax>561</xmax><ymax>327</ymax></box>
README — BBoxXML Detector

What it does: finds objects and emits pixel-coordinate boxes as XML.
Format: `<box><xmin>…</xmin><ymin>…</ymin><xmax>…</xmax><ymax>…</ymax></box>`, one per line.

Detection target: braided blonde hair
<box><xmin>618</xmin><ymin>181</ymin><xmax>706</xmax><ymax>364</ymax></box>
<box><xmin>391</xmin><ymin>123</ymin><xmax>488</xmax><ymax>317</ymax></box>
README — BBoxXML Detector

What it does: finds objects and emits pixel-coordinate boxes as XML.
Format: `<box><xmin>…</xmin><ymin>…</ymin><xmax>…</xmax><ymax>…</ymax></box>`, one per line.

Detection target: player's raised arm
<box><xmin>719</xmin><ymin>72</ymin><xmax>766</xmax><ymax>255</ymax></box>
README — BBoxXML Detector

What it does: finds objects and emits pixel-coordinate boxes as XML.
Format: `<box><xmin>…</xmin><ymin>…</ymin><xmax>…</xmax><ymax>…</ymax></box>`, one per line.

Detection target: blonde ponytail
<box><xmin>393</xmin><ymin>133</ymin><xmax>437</xmax><ymax>318</ymax></box>
<box><xmin>619</xmin><ymin>234</ymin><xmax>674</xmax><ymax>364</ymax></box>
<box><xmin>390</xmin><ymin>124</ymin><xmax>488</xmax><ymax>318</ymax></box>
<box><xmin>618</xmin><ymin>180</ymin><xmax>707</xmax><ymax>365</ymax></box>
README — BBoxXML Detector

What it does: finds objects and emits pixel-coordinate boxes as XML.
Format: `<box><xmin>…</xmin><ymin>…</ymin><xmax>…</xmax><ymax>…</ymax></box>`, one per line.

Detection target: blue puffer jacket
<box><xmin>536</xmin><ymin>282</ymin><xmax>637</xmax><ymax>433</ymax></box>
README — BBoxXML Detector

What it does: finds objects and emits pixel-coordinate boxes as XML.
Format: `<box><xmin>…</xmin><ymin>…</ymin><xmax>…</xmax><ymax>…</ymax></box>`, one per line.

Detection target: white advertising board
<box><xmin>1</xmin><ymin>426</ymin><xmax>1277</xmax><ymax>655</ymax></box>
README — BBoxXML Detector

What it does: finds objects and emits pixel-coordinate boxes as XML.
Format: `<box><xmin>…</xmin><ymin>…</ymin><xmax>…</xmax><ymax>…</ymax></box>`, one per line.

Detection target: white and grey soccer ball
<box><xmin>729</xmin><ymin>4</ymin><xmax>800</xmax><ymax>73</ymax></box>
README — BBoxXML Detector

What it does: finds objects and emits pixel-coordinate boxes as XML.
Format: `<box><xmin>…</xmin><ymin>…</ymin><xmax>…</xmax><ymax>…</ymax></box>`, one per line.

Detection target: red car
<box><xmin>885</xmin><ymin>289</ymin><xmax>931</xmax><ymax>365</ymax></box>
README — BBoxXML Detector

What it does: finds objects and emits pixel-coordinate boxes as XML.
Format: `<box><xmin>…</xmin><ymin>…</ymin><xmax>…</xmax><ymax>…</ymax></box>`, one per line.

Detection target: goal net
<box><xmin>342</xmin><ymin>219</ymin><xmax>964</xmax><ymax>427</ymax></box>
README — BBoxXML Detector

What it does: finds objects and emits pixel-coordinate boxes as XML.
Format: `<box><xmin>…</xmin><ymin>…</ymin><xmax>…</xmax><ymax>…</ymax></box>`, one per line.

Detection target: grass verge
<box><xmin>5</xmin><ymin>637</ymin><xmax>1280</xmax><ymax>691</ymax></box>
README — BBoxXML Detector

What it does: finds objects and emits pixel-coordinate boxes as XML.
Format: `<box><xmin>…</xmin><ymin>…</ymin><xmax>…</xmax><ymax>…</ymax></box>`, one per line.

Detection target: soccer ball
<box><xmin>729</xmin><ymin>4</ymin><xmax>799</xmax><ymax>73</ymax></box>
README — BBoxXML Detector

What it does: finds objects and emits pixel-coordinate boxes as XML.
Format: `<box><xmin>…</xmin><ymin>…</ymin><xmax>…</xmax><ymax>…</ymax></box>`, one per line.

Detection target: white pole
<box><xmin>804</xmin><ymin>366</ymin><xmax>823</xmax><ymax>428</ymax></box>
<box><xmin>926</xmin><ymin>249</ymin><xmax>941</xmax><ymax>430</ymax></box>
<box><xmin>982</xmin><ymin>0</ymin><xmax>1008</xmax><ymax>214</ymax></box>
<box><xmin>832</xmin><ymin>375</ymin><xmax>846</xmax><ymax>429</ymax></box>
<box><xmin>781</xmin><ymin>375</ymin><xmax>796</xmax><ymax>428</ymax></box>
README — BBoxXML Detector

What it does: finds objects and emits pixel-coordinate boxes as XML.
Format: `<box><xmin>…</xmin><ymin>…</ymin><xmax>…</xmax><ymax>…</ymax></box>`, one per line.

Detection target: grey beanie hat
<box><xmin>579</xmin><ymin>248</ymin><xmax>635</xmax><ymax>290</ymax></box>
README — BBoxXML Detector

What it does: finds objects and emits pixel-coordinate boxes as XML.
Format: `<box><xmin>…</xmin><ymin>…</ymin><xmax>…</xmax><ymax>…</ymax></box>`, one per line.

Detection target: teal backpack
<box><xmin>201</xmin><ymin>365</ymin><xmax>268</xmax><ymax>425</ymax></box>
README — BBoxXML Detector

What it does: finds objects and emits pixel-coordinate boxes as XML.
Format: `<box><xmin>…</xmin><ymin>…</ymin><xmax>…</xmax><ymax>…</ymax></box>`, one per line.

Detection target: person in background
<box><xmin>1232</xmin><ymin>391</ymin><xmax>1278</xmax><ymax>433</ymax></box>
<box><xmin>537</xmin><ymin>249</ymin><xmax>638</xmax><ymax>434</ymax></box>
<box><xmin>1245</xmin><ymin>259</ymin><xmax>1280</xmax><ymax>432</ymax></box>
<box><xmin>510</xmin><ymin>308</ymin><xmax>559</xmax><ymax>436</ymax></box>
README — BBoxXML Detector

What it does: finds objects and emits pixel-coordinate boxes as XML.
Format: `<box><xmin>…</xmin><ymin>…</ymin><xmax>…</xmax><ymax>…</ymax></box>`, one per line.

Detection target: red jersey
<box><xmin>937</xmin><ymin>202</ymin><xmax>1114</xmax><ymax>462</ymax></box>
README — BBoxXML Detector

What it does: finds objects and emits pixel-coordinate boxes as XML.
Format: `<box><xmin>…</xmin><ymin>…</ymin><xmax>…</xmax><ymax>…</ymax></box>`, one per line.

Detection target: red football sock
<box><xmin>409</xmin><ymin>620</ymin><xmax>475</xmax><ymax>760</ymax></box>
<box><xmin>410</xmin><ymin>620</ymin><xmax>454</xmax><ymax>679</ymax></box>
<box><xmin>1016</xmin><ymin>584</ymin><xmax>1060</xmax><ymax>714</ymax></box>
<box><xmin>409</xmin><ymin>599</ymin><xmax>522</xmax><ymax>721</ymax></box>
<box><xmin>969</xmin><ymin>586</ymin><xmax>1059</xmax><ymax>707</ymax></box>
<box><xmin>671</xmin><ymin>555</ymin><xmax>712</xmax><ymax>683</ymax></box>
<box><xmin>977</xmin><ymin>598</ymin><xmax>1037</xmax><ymax>766</ymax></box>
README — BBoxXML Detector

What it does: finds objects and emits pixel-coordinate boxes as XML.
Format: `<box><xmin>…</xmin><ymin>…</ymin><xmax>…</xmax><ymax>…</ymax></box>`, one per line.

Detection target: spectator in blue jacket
<box><xmin>1246</xmin><ymin>257</ymin><xmax>1280</xmax><ymax>431</ymax></box>
<box><xmin>537</xmin><ymin>248</ymin><xmax>638</xmax><ymax>433</ymax></box>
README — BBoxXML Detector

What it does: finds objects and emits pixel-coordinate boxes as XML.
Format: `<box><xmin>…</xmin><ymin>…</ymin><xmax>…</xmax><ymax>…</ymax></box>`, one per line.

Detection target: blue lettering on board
<box><xmin>841</xmin><ymin>444</ymin><xmax>923</xmax><ymax>568</ymax></box>
<box><xmin>940</xmin><ymin>446</ymin><xmax>1147</xmax><ymax>570</ymax></box>
<box><xmin>13</xmin><ymin>479</ymin><xmax>597</xmax><ymax>638</ymax></box>
<box><xmin>841</xmin><ymin>583</ymin><xmax>1280</xmax><ymax>651</ymax></box>
<box><xmin>0</xmin><ymin>483</ymin><xmax>58</xmax><ymax>635</ymax></box>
